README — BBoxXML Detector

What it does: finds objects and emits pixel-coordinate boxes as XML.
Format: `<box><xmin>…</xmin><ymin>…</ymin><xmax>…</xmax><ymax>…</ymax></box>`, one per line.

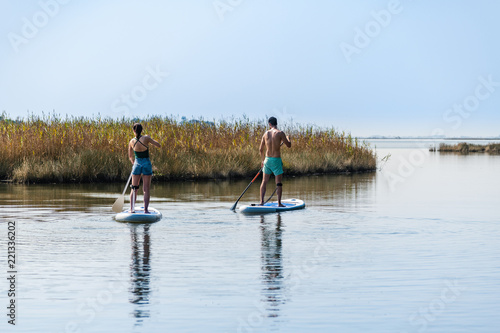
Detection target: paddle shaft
<box><xmin>230</xmin><ymin>169</ymin><xmax>262</xmax><ymax>210</ymax></box>
<box><xmin>123</xmin><ymin>172</ymin><xmax>133</xmax><ymax>196</ymax></box>
<box><xmin>264</xmin><ymin>186</ymin><xmax>278</xmax><ymax>204</ymax></box>
<box><xmin>112</xmin><ymin>172</ymin><xmax>133</xmax><ymax>213</ymax></box>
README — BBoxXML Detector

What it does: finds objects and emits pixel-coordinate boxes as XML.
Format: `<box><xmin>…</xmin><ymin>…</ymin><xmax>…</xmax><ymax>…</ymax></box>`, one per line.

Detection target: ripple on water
<box><xmin>1</xmin><ymin>148</ymin><xmax>499</xmax><ymax>332</ymax></box>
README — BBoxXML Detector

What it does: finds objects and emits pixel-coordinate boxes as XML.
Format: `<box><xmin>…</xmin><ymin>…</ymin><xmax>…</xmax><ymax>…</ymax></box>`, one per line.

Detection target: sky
<box><xmin>1</xmin><ymin>0</ymin><xmax>499</xmax><ymax>137</ymax></box>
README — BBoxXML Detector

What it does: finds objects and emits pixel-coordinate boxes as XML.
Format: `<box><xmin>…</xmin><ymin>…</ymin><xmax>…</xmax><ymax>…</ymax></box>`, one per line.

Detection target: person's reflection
<box><xmin>260</xmin><ymin>213</ymin><xmax>285</xmax><ymax>319</ymax></box>
<box><xmin>129</xmin><ymin>223</ymin><xmax>152</xmax><ymax>326</ymax></box>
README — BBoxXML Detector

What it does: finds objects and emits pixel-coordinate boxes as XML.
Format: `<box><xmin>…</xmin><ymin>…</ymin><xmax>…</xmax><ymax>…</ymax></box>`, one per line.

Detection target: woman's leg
<box><xmin>130</xmin><ymin>174</ymin><xmax>141</xmax><ymax>212</ymax></box>
<box><xmin>142</xmin><ymin>175</ymin><xmax>152</xmax><ymax>213</ymax></box>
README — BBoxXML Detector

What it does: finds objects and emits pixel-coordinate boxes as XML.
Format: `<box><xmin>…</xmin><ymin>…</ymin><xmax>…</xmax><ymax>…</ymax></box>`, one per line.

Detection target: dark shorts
<box><xmin>132</xmin><ymin>158</ymin><xmax>153</xmax><ymax>176</ymax></box>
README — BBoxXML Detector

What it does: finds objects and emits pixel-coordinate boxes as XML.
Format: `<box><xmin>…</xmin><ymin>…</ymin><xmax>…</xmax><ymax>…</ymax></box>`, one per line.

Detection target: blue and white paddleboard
<box><xmin>115</xmin><ymin>207</ymin><xmax>162</xmax><ymax>223</ymax></box>
<box><xmin>239</xmin><ymin>198</ymin><xmax>305</xmax><ymax>214</ymax></box>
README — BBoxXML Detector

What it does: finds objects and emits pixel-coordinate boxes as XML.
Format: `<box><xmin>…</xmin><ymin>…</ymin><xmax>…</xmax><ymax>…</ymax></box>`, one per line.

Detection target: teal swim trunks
<box><xmin>263</xmin><ymin>157</ymin><xmax>283</xmax><ymax>176</ymax></box>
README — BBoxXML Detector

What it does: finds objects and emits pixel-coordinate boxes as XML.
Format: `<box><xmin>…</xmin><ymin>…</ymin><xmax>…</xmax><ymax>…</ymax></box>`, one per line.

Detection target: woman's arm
<box><xmin>145</xmin><ymin>135</ymin><xmax>161</xmax><ymax>148</ymax></box>
<box><xmin>128</xmin><ymin>141</ymin><xmax>135</xmax><ymax>164</ymax></box>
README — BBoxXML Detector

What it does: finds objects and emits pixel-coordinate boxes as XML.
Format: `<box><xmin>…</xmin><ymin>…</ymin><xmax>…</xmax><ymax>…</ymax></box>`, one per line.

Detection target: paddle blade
<box><xmin>230</xmin><ymin>202</ymin><xmax>238</xmax><ymax>211</ymax></box>
<box><xmin>112</xmin><ymin>195</ymin><xmax>124</xmax><ymax>213</ymax></box>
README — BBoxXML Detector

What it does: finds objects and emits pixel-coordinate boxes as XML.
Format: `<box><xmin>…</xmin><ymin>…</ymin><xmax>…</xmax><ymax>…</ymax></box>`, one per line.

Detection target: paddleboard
<box><xmin>239</xmin><ymin>198</ymin><xmax>305</xmax><ymax>214</ymax></box>
<box><xmin>114</xmin><ymin>207</ymin><xmax>162</xmax><ymax>223</ymax></box>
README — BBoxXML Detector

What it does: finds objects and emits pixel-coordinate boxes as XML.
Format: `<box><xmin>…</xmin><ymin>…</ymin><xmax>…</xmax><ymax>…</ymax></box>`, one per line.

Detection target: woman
<box><xmin>128</xmin><ymin>123</ymin><xmax>161</xmax><ymax>213</ymax></box>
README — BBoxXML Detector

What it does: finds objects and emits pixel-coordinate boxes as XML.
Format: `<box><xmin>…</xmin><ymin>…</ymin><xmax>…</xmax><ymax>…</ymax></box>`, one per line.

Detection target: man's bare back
<box><xmin>260</xmin><ymin>128</ymin><xmax>291</xmax><ymax>159</ymax></box>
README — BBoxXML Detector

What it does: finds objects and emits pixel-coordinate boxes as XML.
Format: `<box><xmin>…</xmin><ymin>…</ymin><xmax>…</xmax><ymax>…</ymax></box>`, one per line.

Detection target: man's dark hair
<box><xmin>268</xmin><ymin>117</ymin><xmax>277</xmax><ymax>127</ymax></box>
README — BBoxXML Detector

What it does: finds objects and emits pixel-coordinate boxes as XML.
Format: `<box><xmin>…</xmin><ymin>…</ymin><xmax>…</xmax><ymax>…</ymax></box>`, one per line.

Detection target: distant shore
<box><xmin>363</xmin><ymin>136</ymin><xmax>500</xmax><ymax>140</ymax></box>
<box><xmin>430</xmin><ymin>142</ymin><xmax>500</xmax><ymax>154</ymax></box>
<box><xmin>1</xmin><ymin>116</ymin><xmax>376</xmax><ymax>184</ymax></box>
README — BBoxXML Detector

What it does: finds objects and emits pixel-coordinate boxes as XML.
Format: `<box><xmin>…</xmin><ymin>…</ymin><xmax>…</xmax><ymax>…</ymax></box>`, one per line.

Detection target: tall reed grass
<box><xmin>0</xmin><ymin>115</ymin><xmax>376</xmax><ymax>183</ymax></box>
<box><xmin>435</xmin><ymin>142</ymin><xmax>500</xmax><ymax>154</ymax></box>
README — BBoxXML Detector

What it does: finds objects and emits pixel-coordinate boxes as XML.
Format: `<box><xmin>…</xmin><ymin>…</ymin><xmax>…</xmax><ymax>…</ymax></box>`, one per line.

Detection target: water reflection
<box><xmin>0</xmin><ymin>172</ymin><xmax>377</xmax><ymax>213</ymax></box>
<box><xmin>128</xmin><ymin>223</ymin><xmax>152</xmax><ymax>326</ymax></box>
<box><xmin>260</xmin><ymin>214</ymin><xmax>285</xmax><ymax>319</ymax></box>
<box><xmin>151</xmin><ymin>173</ymin><xmax>377</xmax><ymax>204</ymax></box>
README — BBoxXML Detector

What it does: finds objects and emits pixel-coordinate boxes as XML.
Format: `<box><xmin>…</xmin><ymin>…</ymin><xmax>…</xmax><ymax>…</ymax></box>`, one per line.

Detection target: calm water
<box><xmin>1</xmin><ymin>140</ymin><xmax>499</xmax><ymax>333</ymax></box>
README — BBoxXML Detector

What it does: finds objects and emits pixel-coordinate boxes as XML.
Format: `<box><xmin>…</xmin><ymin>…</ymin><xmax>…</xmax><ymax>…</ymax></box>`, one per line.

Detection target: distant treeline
<box><xmin>1</xmin><ymin>115</ymin><xmax>376</xmax><ymax>183</ymax></box>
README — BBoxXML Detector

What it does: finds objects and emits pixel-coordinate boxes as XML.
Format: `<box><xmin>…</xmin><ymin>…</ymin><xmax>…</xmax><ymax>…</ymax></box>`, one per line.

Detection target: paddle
<box><xmin>264</xmin><ymin>187</ymin><xmax>278</xmax><ymax>204</ymax></box>
<box><xmin>230</xmin><ymin>169</ymin><xmax>262</xmax><ymax>211</ymax></box>
<box><xmin>112</xmin><ymin>172</ymin><xmax>133</xmax><ymax>213</ymax></box>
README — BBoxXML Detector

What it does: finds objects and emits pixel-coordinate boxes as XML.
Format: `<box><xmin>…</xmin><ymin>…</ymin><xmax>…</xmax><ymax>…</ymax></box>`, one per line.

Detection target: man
<box><xmin>259</xmin><ymin>116</ymin><xmax>291</xmax><ymax>206</ymax></box>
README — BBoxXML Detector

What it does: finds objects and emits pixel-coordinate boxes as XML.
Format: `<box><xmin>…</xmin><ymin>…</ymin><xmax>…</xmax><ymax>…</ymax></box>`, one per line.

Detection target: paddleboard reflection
<box><xmin>260</xmin><ymin>213</ymin><xmax>285</xmax><ymax>319</ymax></box>
<box><xmin>129</xmin><ymin>223</ymin><xmax>152</xmax><ymax>326</ymax></box>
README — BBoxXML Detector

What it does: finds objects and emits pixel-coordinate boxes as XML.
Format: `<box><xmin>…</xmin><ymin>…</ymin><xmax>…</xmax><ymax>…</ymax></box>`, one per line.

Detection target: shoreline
<box><xmin>0</xmin><ymin>168</ymin><xmax>377</xmax><ymax>185</ymax></box>
<box><xmin>1</xmin><ymin>116</ymin><xmax>377</xmax><ymax>184</ymax></box>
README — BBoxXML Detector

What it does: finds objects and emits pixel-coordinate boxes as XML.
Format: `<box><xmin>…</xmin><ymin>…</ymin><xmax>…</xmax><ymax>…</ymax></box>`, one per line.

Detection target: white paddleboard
<box><xmin>239</xmin><ymin>198</ymin><xmax>305</xmax><ymax>214</ymax></box>
<box><xmin>114</xmin><ymin>207</ymin><xmax>162</xmax><ymax>223</ymax></box>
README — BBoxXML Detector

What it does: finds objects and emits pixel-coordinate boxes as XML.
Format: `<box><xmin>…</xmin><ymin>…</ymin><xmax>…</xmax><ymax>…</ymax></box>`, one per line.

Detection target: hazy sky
<box><xmin>1</xmin><ymin>0</ymin><xmax>499</xmax><ymax>137</ymax></box>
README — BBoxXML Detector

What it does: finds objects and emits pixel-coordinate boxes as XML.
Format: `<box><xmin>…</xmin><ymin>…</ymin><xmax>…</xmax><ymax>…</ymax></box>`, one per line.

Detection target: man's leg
<box><xmin>260</xmin><ymin>173</ymin><xmax>271</xmax><ymax>205</ymax></box>
<box><xmin>275</xmin><ymin>174</ymin><xmax>284</xmax><ymax>207</ymax></box>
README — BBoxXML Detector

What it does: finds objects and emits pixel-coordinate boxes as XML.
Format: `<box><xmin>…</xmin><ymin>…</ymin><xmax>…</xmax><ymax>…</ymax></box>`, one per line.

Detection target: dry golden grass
<box><xmin>0</xmin><ymin>115</ymin><xmax>376</xmax><ymax>183</ymax></box>
<box><xmin>436</xmin><ymin>142</ymin><xmax>500</xmax><ymax>154</ymax></box>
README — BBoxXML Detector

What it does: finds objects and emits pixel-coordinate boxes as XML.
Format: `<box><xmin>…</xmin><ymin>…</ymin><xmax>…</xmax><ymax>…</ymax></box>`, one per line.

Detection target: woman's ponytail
<box><xmin>133</xmin><ymin>123</ymin><xmax>143</xmax><ymax>139</ymax></box>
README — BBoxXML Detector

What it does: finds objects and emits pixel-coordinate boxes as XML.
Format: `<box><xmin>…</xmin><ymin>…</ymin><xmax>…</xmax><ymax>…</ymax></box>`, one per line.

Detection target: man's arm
<box><xmin>281</xmin><ymin>132</ymin><xmax>291</xmax><ymax>148</ymax></box>
<box><xmin>259</xmin><ymin>135</ymin><xmax>266</xmax><ymax>167</ymax></box>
